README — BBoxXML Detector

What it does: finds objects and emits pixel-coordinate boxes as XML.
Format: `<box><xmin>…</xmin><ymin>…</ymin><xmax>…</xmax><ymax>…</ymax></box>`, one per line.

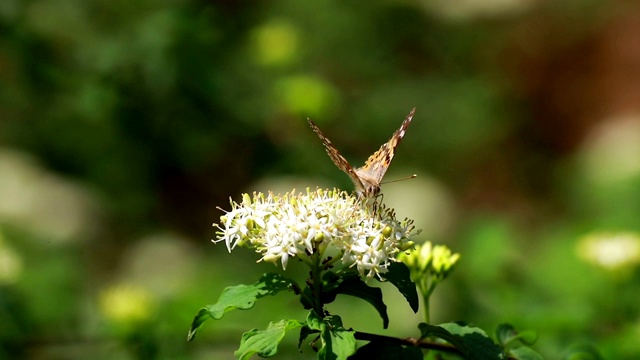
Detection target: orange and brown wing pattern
<box><xmin>307</xmin><ymin>107</ymin><xmax>415</xmax><ymax>198</ymax></box>
<box><xmin>354</xmin><ymin>107</ymin><xmax>415</xmax><ymax>197</ymax></box>
<box><xmin>307</xmin><ymin>118</ymin><xmax>366</xmax><ymax>193</ymax></box>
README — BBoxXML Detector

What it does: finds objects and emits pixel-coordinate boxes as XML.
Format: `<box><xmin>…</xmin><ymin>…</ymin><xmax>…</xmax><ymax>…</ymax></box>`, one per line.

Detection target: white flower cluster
<box><xmin>214</xmin><ymin>188</ymin><xmax>415</xmax><ymax>279</ymax></box>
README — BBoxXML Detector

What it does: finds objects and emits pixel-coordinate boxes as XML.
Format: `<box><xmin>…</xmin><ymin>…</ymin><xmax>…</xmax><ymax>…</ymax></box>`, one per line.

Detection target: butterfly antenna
<box><xmin>381</xmin><ymin>174</ymin><xmax>417</xmax><ymax>185</ymax></box>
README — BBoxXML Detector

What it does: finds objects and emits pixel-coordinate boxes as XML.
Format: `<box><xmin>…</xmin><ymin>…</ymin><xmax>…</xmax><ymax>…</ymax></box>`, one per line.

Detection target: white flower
<box><xmin>213</xmin><ymin>188</ymin><xmax>416</xmax><ymax>279</ymax></box>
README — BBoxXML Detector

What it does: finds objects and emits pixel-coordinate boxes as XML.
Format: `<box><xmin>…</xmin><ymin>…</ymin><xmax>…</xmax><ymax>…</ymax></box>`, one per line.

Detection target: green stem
<box><xmin>422</xmin><ymin>292</ymin><xmax>430</xmax><ymax>325</ymax></box>
<box><xmin>420</xmin><ymin>277</ymin><xmax>437</xmax><ymax>324</ymax></box>
<box><xmin>310</xmin><ymin>250</ymin><xmax>324</xmax><ymax>317</ymax></box>
<box><xmin>421</xmin><ymin>278</ymin><xmax>430</xmax><ymax>324</ymax></box>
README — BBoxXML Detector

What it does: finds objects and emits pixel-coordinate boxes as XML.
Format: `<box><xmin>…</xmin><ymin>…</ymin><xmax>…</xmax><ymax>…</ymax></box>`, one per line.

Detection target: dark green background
<box><xmin>1</xmin><ymin>0</ymin><xmax>639</xmax><ymax>358</ymax></box>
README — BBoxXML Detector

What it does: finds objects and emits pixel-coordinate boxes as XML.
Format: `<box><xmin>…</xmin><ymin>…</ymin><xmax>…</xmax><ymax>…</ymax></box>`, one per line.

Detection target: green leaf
<box><xmin>496</xmin><ymin>323</ymin><xmax>538</xmax><ymax>347</ymax></box>
<box><xmin>429</xmin><ymin>322</ymin><xmax>504</xmax><ymax>360</ymax></box>
<box><xmin>508</xmin><ymin>346</ymin><xmax>544</xmax><ymax>360</ymax></box>
<box><xmin>495</xmin><ymin>323</ymin><xmax>517</xmax><ymax>346</ymax></box>
<box><xmin>187</xmin><ymin>308</ymin><xmax>213</xmax><ymax>341</ymax></box>
<box><xmin>318</xmin><ymin>315</ymin><xmax>357</xmax><ymax>360</ymax></box>
<box><xmin>298</xmin><ymin>324</ymin><xmax>320</xmax><ymax>351</ymax></box>
<box><xmin>306</xmin><ymin>310</ymin><xmax>325</xmax><ymax>331</ymax></box>
<box><xmin>380</xmin><ymin>262</ymin><xmax>419</xmax><ymax>313</ymax></box>
<box><xmin>235</xmin><ymin>319</ymin><xmax>304</xmax><ymax>360</ymax></box>
<box><xmin>349</xmin><ymin>341</ymin><xmax>423</xmax><ymax>360</ymax></box>
<box><xmin>298</xmin><ymin>312</ymin><xmax>324</xmax><ymax>351</ymax></box>
<box><xmin>418</xmin><ymin>323</ymin><xmax>468</xmax><ymax>353</ymax></box>
<box><xmin>330</xmin><ymin>272</ymin><xmax>389</xmax><ymax>329</ymax></box>
<box><xmin>187</xmin><ymin>273</ymin><xmax>297</xmax><ymax>341</ymax></box>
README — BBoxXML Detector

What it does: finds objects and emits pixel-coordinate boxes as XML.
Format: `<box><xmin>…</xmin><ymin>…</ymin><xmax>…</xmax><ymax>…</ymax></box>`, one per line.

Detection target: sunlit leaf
<box><xmin>235</xmin><ymin>319</ymin><xmax>304</xmax><ymax>360</ymax></box>
<box><xmin>187</xmin><ymin>273</ymin><xmax>297</xmax><ymax>340</ymax></box>
<box><xmin>318</xmin><ymin>315</ymin><xmax>357</xmax><ymax>360</ymax></box>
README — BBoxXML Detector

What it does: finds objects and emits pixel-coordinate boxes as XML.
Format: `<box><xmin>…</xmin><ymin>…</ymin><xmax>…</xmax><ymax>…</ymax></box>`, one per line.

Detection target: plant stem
<box><xmin>421</xmin><ymin>278</ymin><xmax>431</xmax><ymax>324</ymax></box>
<box><xmin>310</xmin><ymin>250</ymin><xmax>324</xmax><ymax>317</ymax></box>
<box><xmin>420</xmin><ymin>277</ymin><xmax>438</xmax><ymax>324</ymax></box>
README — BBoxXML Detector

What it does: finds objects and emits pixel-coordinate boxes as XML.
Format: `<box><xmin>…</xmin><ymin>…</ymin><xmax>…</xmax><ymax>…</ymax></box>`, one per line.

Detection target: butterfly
<box><xmin>307</xmin><ymin>107</ymin><xmax>416</xmax><ymax>198</ymax></box>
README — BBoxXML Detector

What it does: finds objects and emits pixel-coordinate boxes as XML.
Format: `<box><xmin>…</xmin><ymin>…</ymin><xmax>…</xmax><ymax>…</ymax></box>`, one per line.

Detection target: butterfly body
<box><xmin>307</xmin><ymin>108</ymin><xmax>416</xmax><ymax>198</ymax></box>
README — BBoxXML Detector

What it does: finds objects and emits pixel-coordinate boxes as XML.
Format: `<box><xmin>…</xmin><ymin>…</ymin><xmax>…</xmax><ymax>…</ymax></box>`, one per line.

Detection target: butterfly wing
<box><xmin>307</xmin><ymin>118</ymin><xmax>366</xmax><ymax>193</ymax></box>
<box><xmin>355</xmin><ymin>107</ymin><xmax>416</xmax><ymax>196</ymax></box>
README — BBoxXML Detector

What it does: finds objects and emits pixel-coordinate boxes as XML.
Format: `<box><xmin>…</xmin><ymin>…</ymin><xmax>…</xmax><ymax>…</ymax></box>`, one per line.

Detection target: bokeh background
<box><xmin>2</xmin><ymin>0</ymin><xmax>640</xmax><ymax>359</ymax></box>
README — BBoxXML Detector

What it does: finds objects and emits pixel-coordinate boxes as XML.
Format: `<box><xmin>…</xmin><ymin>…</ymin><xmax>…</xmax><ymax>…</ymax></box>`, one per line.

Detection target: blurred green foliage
<box><xmin>1</xmin><ymin>0</ymin><xmax>640</xmax><ymax>359</ymax></box>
